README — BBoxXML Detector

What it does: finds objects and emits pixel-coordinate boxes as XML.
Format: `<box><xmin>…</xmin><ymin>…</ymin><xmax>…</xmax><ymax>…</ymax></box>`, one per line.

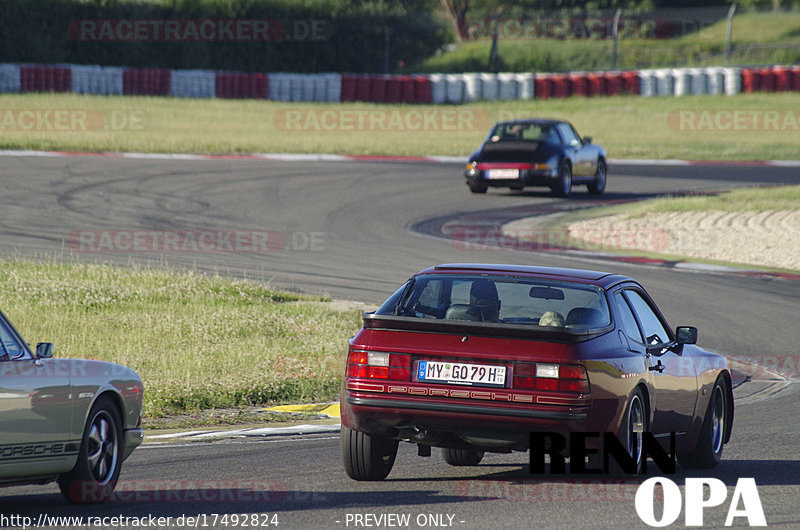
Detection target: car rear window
<box><xmin>375</xmin><ymin>274</ymin><xmax>610</xmax><ymax>329</ymax></box>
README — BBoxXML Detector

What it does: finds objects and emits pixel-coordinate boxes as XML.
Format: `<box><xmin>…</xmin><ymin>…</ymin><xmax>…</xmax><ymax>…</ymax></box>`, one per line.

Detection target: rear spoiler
<box><xmin>362</xmin><ymin>313</ymin><xmax>611</xmax><ymax>344</ymax></box>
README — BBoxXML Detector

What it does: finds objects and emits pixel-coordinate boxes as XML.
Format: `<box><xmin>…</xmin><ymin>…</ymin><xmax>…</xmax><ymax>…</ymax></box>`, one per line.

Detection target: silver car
<box><xmin>0</xmin><ymin>308</ymin><xmax>143</xmax><ymax>503</ymax></box>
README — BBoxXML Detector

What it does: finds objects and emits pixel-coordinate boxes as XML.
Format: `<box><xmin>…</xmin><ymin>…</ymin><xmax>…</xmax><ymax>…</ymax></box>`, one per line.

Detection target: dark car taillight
<box><xmin>347</xmin><ymin>349</ymin><xmax>411</xmax><ymax>381</ymax></box>
<box><xmin>513</xmin><ymin>362</ymin><xmax>589</xmax><ymax>393</ymax></box>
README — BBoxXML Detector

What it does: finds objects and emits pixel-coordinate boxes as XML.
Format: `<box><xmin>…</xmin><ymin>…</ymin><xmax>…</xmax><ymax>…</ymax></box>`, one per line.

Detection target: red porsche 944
<box><xmin>340</xmin><ymin>264</ymin><xmax>733</xmax><ymax>480</ymax></box>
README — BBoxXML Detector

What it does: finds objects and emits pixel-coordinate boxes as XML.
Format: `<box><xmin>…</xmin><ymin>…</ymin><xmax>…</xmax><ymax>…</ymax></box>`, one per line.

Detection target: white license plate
<box><xmin>487</xmin><ymin>169</ymin><xmax>520</xmax><ymax>179</ymax></box>
<box><xmin>417</xmin><ymin>360</ymin><xmax>506</xmax><ymax>388</ymax></box>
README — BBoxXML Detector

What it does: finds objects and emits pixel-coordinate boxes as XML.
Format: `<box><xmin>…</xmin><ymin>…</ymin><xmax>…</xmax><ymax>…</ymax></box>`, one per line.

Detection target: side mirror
<box><xmin>36</xmin><ymin>342</ymin><xmax>54</xmax><ymax>359</ymax></box>
<box><xmin>675</xmin><ymin>326</ymin><xmax>697</xmax><ymax>345</ymax></box>
<box><xmin>582</xmin><ymin>136</ymin><xmax>592</xmax><ymax>144</ymax></box>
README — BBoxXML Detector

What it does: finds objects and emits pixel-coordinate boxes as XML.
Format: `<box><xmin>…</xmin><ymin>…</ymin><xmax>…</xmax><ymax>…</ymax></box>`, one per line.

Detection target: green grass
<box><xmin>1</xmin><ymin>92</ymin><xmax>799</xmax><ymax>160</ymax></box>
<box><xmin>415</xmin><ymin>12</ymin><xmax>800</xmax><ymax>72</ymax></box>
<box><xmin>0</xmin><ymin>258</ymin><xmax>364</xmax><ymax>418</ymax></box>
<box><xmin>575</xmin><ymin>185</ymin><xmax>800</xmax><ymax>220</ymax></box>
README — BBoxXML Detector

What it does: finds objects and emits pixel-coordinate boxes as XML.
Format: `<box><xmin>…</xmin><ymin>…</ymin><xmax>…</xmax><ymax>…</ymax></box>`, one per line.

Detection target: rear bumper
<box><xmin>346</xmin><ymin>394</ymin><xmax>585</xmax><ymax>421</ymax></box>
<box><xmin>342</xmin><ymin>382</ymin><xmax>595</xmax><ymax>450</ymax></box>
<box><xmin>464</xmin><ymin>168</ymin><xmax>559</xmax><ymax>188</ymax></box>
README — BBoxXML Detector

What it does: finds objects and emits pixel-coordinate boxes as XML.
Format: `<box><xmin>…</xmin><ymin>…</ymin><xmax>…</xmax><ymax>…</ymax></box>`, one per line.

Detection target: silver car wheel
<box><xmin>86</xmin><ymin>411</ymin><xmax>119</xmax><ymax>485</ymax></box>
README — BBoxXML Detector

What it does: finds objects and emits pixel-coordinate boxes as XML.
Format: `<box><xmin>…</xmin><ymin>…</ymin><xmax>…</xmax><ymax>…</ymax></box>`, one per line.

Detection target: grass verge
<box><xmin>1</xmin><ymin>92</ymin><xmax>799</xmax><ymax>160</ymax></box>
<box><xmin>0</xmin><ymin>258</ymin><xmax>364</xmax><ymax>419</ymax></box>
<box><xmin>566</xmin><ymin>185</ymin><xmax>800</xmax><ymax>219</ymax></box>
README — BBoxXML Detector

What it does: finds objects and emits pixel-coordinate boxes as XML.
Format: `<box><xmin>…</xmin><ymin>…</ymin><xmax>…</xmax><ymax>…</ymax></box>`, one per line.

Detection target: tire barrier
<box><xmin>370</xmin><ymin>75</ymin><xmax>387</xmax><ymax>102</ymax></box>
<box><xmin>215</xmin><ymin>72</ymin><xmax>269</xmax><ymax>99</ymax></box>
<box><xmin>672</xmin><ymin>68</ymin><xmax>691</xmax><ymax>97</ymax></box>
<box><xmin>170</xmin><ymin>70</ymin><xmax>216</xmax><ymax>99</ymax></box>
<box><xmin>586</xmin><ymin>72</ymin><xmax>605</xmax><ymax>97</ymax></box>
<box><xmin>654</xmin><ymin>69</ymin><xmax>675</xmax><ymax>96</ymax></box>
<box><xmin>621</xmin><ymin>71</ymin><xmax>639</xmax><ymax>95</ymax></box>
<box><xmin>385</xmin><ymin>76</ymin><xmax>402</xmax><ymax>103</ymax></box>
<box><xmin>739</xmin><ymin>66</ymin><xmax>799</xmax><ymax>94</ymax></box>
<box><xmin>687</xmin><ymin>68</ymin><xmax>708</xmax><ymax>96</ymax></box>
<box><xmin>534</xmin><ymin>74</ymin><xmax>552</xmax><ymax>99</ymax></box>
<box><xmin>705</xmin><ymin>67</ymin><xmax>725</xmax><ymax>95</ymax></box>
<box><xmin>429</xmin><ymin>74</ymin><xmax>446</xmax><ymax>104</ymax></box>
<box><xmin>70</xmin><ymin>65</ymin><xmax>124</xmax><ymax>96</ymax></box>
<box><xmin>569</xmin><ymin>73</ymin><xmax>588</xmax><ymax>97</ymax></box>
<box><xmin>340</xmin><ymin>73</ymin><xmax>430</xmax><ymax>103</ymax></box>
<box><xmin>0</xmin><ymin>64</ymin><xmax>21</xmax><ymax>93</ymax></box>
<box><xmin>445</xmin><ymin>74</ymin><xmax>465</xmax><ymax>104</ymax></box>
<box><xmin>463</xmin><ymin>73</ymin><xmax>481</xmax><ymax>102</ymax></box>
<box><xmin>355</xmin><ymin>75</ymin><xmax>372</xmax><ymax>102</ymax></box>
<box><xmin>604</xmin><ymin>72</ymin><xmax>623</xmax><ymax>96</ymax></box>
<box><xmin>550</xmin><ymin>74</ymin><xmax>569</xmax><ymax>98</ymax></box>
<box><xmin>123</xmin><ymin>68</ymin><xmax>170</xmax><ymax>96</ymax></box>
<box><xmin>479</xmin><ymin>73</ymin><xmax>499</xmax><ymax>100</ymax></box>
<box><xmin>413</xmin><ymin>75</ymin><xmax>432</xmax><ymax>104</ymax></box>
<box><xmin>20</xmin><ymin>65</ymin><xmax>72</xmax><ymax>93</ymax></box>
<box><xmin>723</xmin><ymin>67</ymin><xmax>741</xmax><ymax>95</ymax></box>
<box><xmin>792</xmin><ymin>66</ymin><xmax>800</xmax><ymax>91</ymax></box>
<box><xmin>773</xmin><ymin>66</ymin><xmax>790</xmax><ymax>92</ymax></box>
<box><xmin>515</xmin><ymin>73</ymin><xmax>534</xmax><ymax>100</ymax></box>
<box><xmin>497</xmin><ymin>73</ymin><xmax>518</xmax><ymax>100</ymax></box>
<box><xmin>5</xmin><ymin>63</ymin><xmax>799</xmax><ymax>103</ymax></box>
<box><xmin>639</xmin><ymin>70</ymin><xmax>656</xmax><ymax>97</ymax></box>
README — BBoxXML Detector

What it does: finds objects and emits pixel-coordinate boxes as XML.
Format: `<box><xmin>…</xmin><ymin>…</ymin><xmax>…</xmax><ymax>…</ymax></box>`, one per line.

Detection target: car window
<box><xmin>556</xmin><ymin>123</ymin><xmax>581</xmax><ymax>146</ymax></box>
<box><xmin>0</xmin><ymin>317</ymin><xmax>29</xmax><ymax>361</ymax></box>
<box><xmin>614</xmin><ymin>292</ymin><xmax>644</xmax><ymax>344</ymax></box>
<box><xmin>625</xmin><ymin>290</ymin><xmax>671</xmax><ymax>345</ymax></box>
<box><xmin>491</xmin><ymin>123</ymin><xmax>555</xmax><ymax>142</ymax></box>
<box><xmin>379</xmin><ymin>274</ymin><xmax>611</xmax><ymax>329</ymax></box>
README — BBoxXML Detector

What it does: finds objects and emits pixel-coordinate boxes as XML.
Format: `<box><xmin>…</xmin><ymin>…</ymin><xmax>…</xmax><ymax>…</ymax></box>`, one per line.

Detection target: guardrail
<box><xmin>2</xmin><ymin>63</ymin><xmax>799</xmax><ymax>102</ymax></box>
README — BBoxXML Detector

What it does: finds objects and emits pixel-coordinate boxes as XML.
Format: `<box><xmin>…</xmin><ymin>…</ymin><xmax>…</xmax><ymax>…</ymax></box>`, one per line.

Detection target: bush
<box><xmin>0</xmin><ymin>0</ymin><xmax>451</xmax><ymax>73</ymax></box>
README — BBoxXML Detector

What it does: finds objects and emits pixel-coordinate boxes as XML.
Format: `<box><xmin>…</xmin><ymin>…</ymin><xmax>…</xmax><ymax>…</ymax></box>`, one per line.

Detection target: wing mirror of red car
<box><xmin>675</xmin><ymin>326</ymin><xmax>698</xmax><ymax>345</ymax></box>
<box><xmin>36</xmin><ymin>342</ymin><xmax>54</xmax><ymax>359</ymax></box>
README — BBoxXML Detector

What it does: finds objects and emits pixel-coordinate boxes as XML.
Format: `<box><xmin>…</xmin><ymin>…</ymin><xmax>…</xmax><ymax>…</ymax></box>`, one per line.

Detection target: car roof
<box><xmin>493</xmin><ymin>118</ymin><xmax>564</xmax><ymax>127</ymax></box>
<box><xmin>416</xmin><ymin>263</ymin><xmax>632</xmax><ymax>289</ymax></box>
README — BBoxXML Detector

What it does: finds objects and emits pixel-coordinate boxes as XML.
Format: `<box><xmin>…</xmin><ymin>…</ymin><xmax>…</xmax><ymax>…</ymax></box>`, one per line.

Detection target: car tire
<box><xmin>678</xmin><ymin>377</ymin><xmax>728</xmax><ymax>469</ymax></box>
<box><xmin>588</xmin><ymin>159</ymin><xmax>607</xmax><ymax>194</ymax></box>
<box><xmin>468</xmin><ymin>181</ymin><xmax>488</xmax><ymax>194</ymax></box>
<box><xmin>58</xmin><ymin>397</ymin><xmax>123</xmax><ymax>503</ymax></box>
<box><xmin>341</xmin><ymin>426</ymin><xmax>399</xmax><ymax>481</ymax></box>
<box><xmin>612</xmin><ymin>388</ymin><xmax>647</xmax><ymax>475</ymax></box>
<box><xmin>551</xmin><ymin>161</ymin><xmax>572</xmax><ymax>197</ymax></box>
<box><xmin>441</xmin><ymin>448</ymin><xmax>484</xmax><ymax>466</ymax></box>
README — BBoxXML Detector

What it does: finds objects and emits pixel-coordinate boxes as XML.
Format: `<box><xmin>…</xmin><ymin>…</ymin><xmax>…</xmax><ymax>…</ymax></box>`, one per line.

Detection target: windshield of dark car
<box><xmin>375</xmin><ymin>274</ymin><xmax>611</xmax><ymax>329</ymax></box>
<box><xmin>490</xmin><ymin>123</ymin><xmax>560</xmax><ymax>144</ymax></box>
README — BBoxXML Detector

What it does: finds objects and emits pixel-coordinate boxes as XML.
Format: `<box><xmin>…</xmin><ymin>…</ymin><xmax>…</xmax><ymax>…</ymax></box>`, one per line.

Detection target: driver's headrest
<box><xmin>470</xmin><ymin>279</ymin><xmax>498</xmax><ymax>303</ymax></box>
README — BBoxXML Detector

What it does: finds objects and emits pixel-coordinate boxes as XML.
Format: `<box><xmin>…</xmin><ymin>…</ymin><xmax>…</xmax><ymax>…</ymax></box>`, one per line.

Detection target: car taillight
<box><xmin>347</xmin><ymin>349</ymin><xmax>411</xmax><ymax>381</ymax></box>
<box><xmin>513</xmin><ymin>362</ymin><xmax>589</xmax><ymax>393</ymax></box>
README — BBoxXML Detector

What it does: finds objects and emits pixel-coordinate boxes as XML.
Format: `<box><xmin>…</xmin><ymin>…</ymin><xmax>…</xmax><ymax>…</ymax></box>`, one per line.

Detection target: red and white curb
<box><xmin>1</xmin><ymin>149</ymin><xmax>800</xmax><ymax>167</ymax></box>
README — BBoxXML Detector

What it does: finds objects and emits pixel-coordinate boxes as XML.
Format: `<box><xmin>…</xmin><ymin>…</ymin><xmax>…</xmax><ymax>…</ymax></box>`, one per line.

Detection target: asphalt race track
<box><xmin>1</xmin><ymin>155</ymin><xmax>799</xmax><ymax>528</ymax></box>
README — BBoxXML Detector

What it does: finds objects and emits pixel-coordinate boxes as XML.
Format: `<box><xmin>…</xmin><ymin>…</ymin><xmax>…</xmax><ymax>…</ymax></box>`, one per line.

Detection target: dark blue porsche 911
<box><xmin>464</xmin><ymin>119</ymin><xmax>607</xmax><ymax>197</ymax></box>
